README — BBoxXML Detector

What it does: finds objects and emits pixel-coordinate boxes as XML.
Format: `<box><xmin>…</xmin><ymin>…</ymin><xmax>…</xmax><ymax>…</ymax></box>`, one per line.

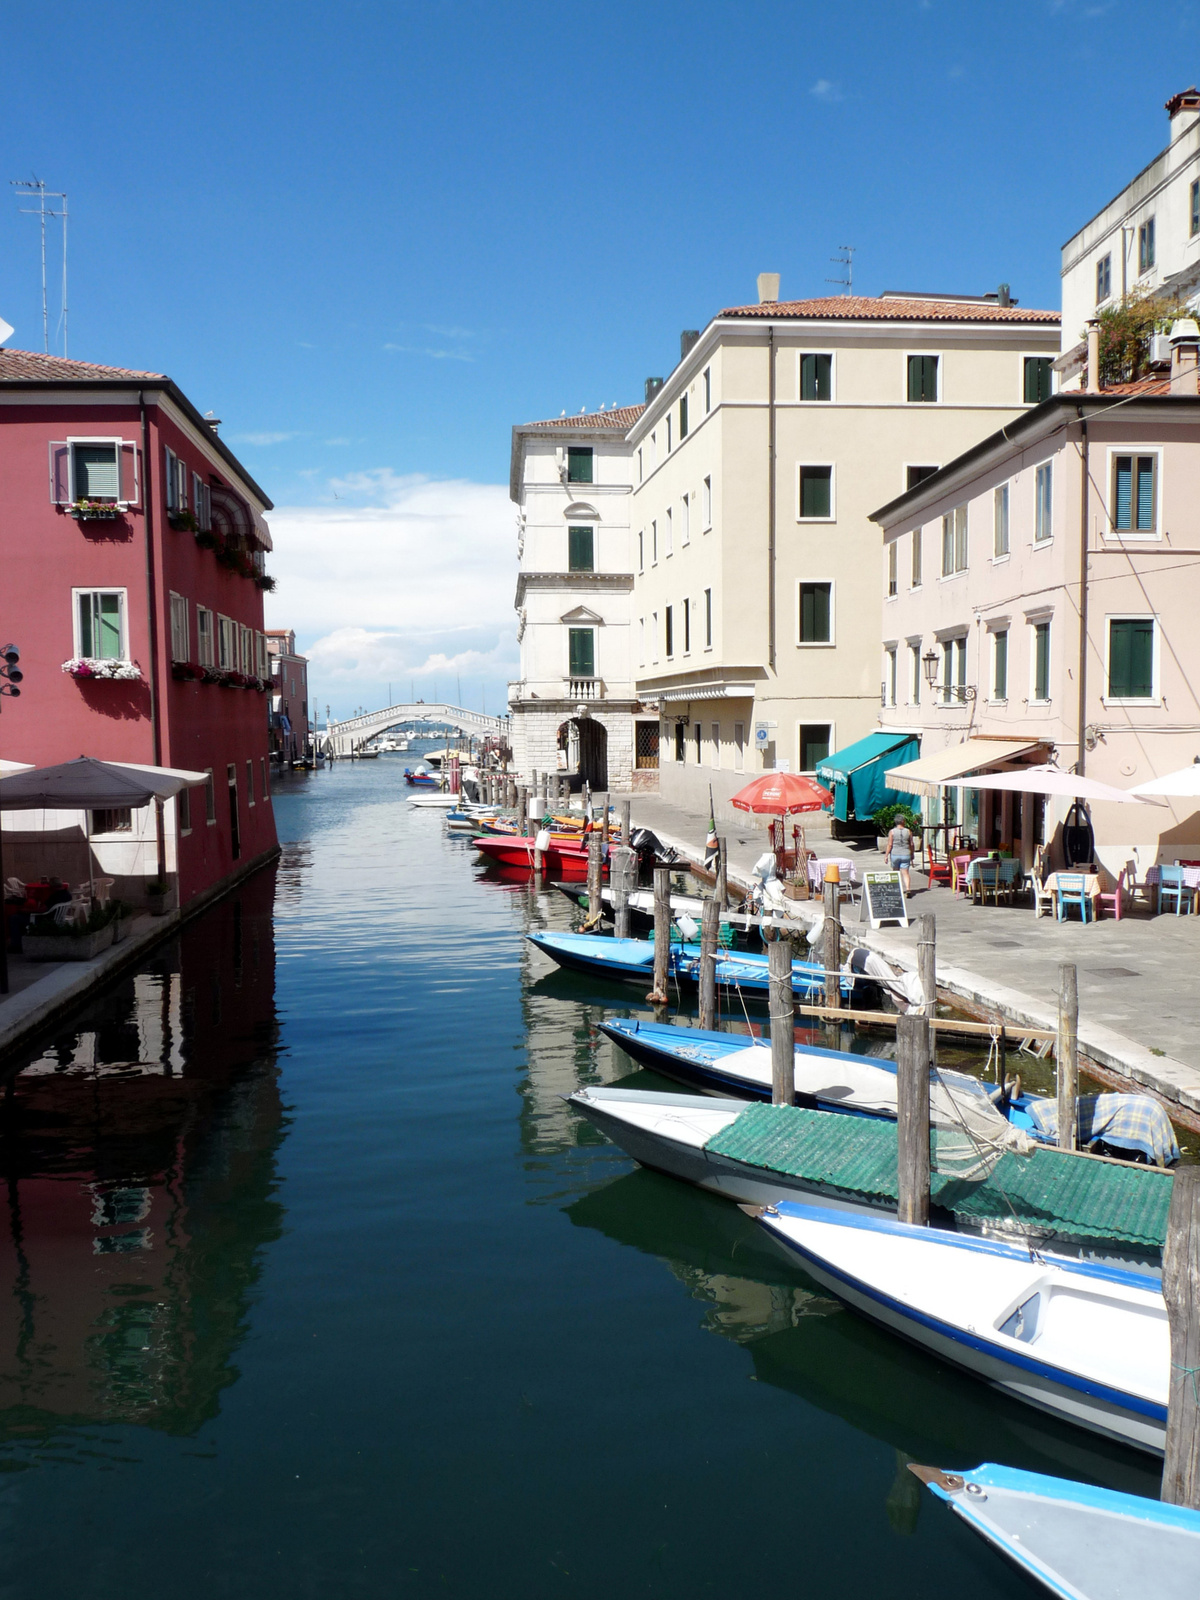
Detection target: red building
<box><xmin>265</xmin><ymin>629</ymin><xmax>310</xmax><ymax>764</ymax></box>
<box><xmin>0</xmin><ymin>349</ymin><xmax>278</xmax><ymax>907</ymax></box>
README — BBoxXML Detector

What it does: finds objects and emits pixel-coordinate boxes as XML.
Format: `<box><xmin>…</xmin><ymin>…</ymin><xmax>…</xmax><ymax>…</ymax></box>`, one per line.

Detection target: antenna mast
<box><xmin>11</xmin><ymin>177</ymin><xmax>69</xmax><ymax>355</ymax></box>
<box><xmin>825</xmin><ymin>244</ymin><xmax>855</xmax><ymax>298</ymax></box>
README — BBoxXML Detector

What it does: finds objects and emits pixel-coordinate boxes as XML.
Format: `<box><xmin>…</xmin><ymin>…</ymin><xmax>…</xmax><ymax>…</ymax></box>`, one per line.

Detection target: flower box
<box><xmin>169</xmin><ymin>510</ymin><xmax>198</xmax><ymax>533</ymax></box>
<box><xmin>22</xmin><ymin>925</ymin><xmax>115</xmax><ymax>962</ymax></box>
<box><xmin>62</xmin><ymin>657</ymin><xmax>143</xmax><ymax>682</ymax></box>
<box><xmin>172</xmin><ymin>660</ymin><xmax>207</xmax><ymax>682</ymax></box>
<box><xmin>69</xmin><ymin>500</ymin><xmax>122</xmax><ymax>521</ymax></box>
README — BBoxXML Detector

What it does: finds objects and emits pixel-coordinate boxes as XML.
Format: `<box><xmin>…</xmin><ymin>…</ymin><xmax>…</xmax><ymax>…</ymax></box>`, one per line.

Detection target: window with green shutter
<box><xmin>1108</xmin><ymin>618</ymin><xmax>1154</xmax><ymax>698</ymax></box>
<box><xmin>679</xmin><ymin>394</ymin><xmax>688</xmax><ymax>438</ymax></box>
<box><xmin>567</xmin><ymin>447</ymin><xmax>593</xmax><ymax>484</ymax></box>
<box><xmin>568</xmin><ymin>526</ymin><xmax>594</xmax><ymax>571</ymax></box>
<box><xmin>1112</xmin><ymin>455</ymin><xmax>1156</xmax><ymax>532</ymax></box>
<box><xmin>568</xmin><ymin>628</ymin><xmax>594</xmax><ymax>678</ymax></box>
<box><xmin>1033</xmin><ymin>621</ymin><xmax>1051</xmax><ymax>701</ymax></box>
<box><xmin>907</xmin><ymin>354</ymin><xmax>938</xmax><ymax>402</ymax></box>
<box><xmin>798</xmin><ymin>582</ymin><xmax>831</xmax><ymax>643</ymax></box>
<box><xmin>800</xmin><ymin>353</ymin><xmax>833</xmax><ymax>401</ymax></box>
<box><xmin>799</xmin><ymin>465</ymin><xmax>832</xmax><ymax>518</ymax></box>
<box><xmin>993</xmin><ymin>629</ymin><xmax>1008</xmax><ymax>700</ymax></box>
<box><xmin>1023</xmin><ymin>357</ymin><xmax>1052</xmax><ymax>404</ymax></box>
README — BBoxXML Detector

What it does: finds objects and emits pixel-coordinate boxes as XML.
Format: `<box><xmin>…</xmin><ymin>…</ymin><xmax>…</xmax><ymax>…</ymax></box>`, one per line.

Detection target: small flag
<box><xmin>704</xmin><ymin>819</ymin><xmax>719</xmax><ymax>871</ymax></box>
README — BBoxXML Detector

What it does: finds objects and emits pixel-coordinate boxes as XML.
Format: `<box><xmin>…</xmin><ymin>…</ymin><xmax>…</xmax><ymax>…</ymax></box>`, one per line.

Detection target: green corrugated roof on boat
<box><xmin>705</xmin><ymin>1103</ymin><xmax>1172</xmax><ymax>1249</ymax></box>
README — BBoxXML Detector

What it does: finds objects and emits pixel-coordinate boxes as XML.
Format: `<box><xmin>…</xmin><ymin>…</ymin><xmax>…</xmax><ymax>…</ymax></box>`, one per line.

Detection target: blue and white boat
<box><xmin>911</xmin><ymin>1461</ymin><xmax>1200</xmax><ymax>1598</ymax></box>
<box><xmin>755</xmin><ymin>1200</ymin><xmax>1168</xmax><ymax>1453</ymax></box>
<box><xmin>526</xmin><ymin>929</ymin><xmax>855</xmax><ymax>1001</ymax></box>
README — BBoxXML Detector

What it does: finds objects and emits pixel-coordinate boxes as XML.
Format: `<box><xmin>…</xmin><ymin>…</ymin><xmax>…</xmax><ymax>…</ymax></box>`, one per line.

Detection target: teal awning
<box><xmin>816</xmin><ymin>731</ymin><xmax>921</xmax><ymax>822</ymax></box>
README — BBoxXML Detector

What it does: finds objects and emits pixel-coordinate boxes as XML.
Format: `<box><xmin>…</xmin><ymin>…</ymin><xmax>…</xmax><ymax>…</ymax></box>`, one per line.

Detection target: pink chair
<box><xmin>1097</xmin><ymin>866</ymin><xmax>1126</xmax><ymax>921</ymax></box>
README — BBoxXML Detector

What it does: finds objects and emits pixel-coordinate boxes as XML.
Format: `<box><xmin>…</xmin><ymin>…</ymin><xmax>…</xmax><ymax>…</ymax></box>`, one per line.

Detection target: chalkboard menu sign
<box><xmin>861</xmin><ymin>871</ymin><xmax>909</xmax><ymax>929</ymax></box>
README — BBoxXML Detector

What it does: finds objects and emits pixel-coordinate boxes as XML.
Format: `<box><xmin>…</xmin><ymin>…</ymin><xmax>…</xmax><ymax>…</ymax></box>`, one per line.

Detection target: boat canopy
<box><xmin>816</xmin><ymin>730</ymin><xmax>920</xmax><ymax>822</ymax></box>
<box><xmin>884</xmin><ymin>737</ymin><xmax>1046</xmax><ymax>799</ymax></box>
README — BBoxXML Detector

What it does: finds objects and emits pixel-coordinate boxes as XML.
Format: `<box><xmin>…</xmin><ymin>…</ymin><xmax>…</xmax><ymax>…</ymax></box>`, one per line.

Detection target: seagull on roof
<box><xmin>559</xmin><ymin>410</ymin><xmax>565</xmax><ymax>417</ymax></box>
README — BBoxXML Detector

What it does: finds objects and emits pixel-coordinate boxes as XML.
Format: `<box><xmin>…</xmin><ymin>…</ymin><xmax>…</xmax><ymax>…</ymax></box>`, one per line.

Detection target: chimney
<box><xmin>1086</xmin><ymin>318</ymin><xmax>1101</xmax><ymax>392</ymax></box>
<box><xmin>204</xmin><ymin>411</ymin><xmax>221</xmax><ymax>434</ymax></box>
<box><xmin>644</xmin><ymin>376</ymin><xmax>664</xmax><ymax>405</ymax></box>
<box><xmin>757</xmin><ymin>272</ymin><xmax>780</xmax><ymax>305</ymax></box>
<box><xmin>997</xmin><ymin>283</ymin><xmax>1011</xmax><ymax>308</ymax></box>
<box><xmin>680</xmin><ymin>329</ymin><xmax>700</xmax><ymax>361</ymax></box>
<box><xmin>1170</xmin><ymin>318</ymin><xmax>1200</xmax><ymax>394</ymax></box>
<box><xmin>1166</xmin><ymin>87</ymin><xmax>1200</xmax><ymax>141</ymax></box>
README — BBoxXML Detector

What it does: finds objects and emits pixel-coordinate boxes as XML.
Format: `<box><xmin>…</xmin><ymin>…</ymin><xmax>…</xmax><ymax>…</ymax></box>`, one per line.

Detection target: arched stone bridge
<box><xmin>321</xmin><ymin>702</ymin><xmax>508</xmax><ymax>758</ymax></box>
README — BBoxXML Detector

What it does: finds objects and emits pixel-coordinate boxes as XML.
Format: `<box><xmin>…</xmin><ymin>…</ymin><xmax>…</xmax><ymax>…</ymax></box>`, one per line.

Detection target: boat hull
<box><xmin>527</xmin><ymin>930</ymin><xmax>848</xmax><ymax>1000</ymax></box>
<box><xmin>475</xmin><ymin>838</ymin><xmax>594</xmax><ymax>877</ymax></box>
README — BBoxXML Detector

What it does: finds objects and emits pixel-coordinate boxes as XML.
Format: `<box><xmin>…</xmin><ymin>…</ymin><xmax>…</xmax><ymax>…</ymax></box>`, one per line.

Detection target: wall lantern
<box><xmin>921</xmin><ymin>648</ymin><xmax>939</xmax><ymax>687</ymax></box>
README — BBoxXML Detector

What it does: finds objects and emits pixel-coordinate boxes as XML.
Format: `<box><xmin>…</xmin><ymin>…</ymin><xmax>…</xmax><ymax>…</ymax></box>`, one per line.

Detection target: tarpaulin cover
<box><xmin>816</xmin><ymin>731</ymin><xmax>920</xmax><ymax>822</ymax></box>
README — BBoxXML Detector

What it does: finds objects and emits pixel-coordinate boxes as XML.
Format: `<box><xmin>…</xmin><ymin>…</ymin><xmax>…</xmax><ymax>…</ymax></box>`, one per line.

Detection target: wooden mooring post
<box><xmin>647</xmin><ymin>866</ymin><xmax>671</xmax><ymax>1005</ymax></box>
<box><xmin>620</xmin><ymin>798</ymin><xmax>631</xmax><ymax>848</ymax></box>
<box><xmin>896</xmin><ymin>1011</ymin><xmax>932</xmax><ymax>1226</ymax></box>
<box><xmin>611</xmin><ymin>846</ymin><xmax>636</xmax><ymax>940</ymax></box>
<box><xmin>917</xmin><ymin>913</ymin><xmax>936</xmax><ymax>1015</ymax></box>
<box><xmin>1163</xmin><ymin>1165</ymin><xmax>1200</xmax><ymax>1509</ymax></box>
<box><xmin>699</xmin><ymin>894</ymin><xmax>720</xmax><ymax>1031</ymax></box>
<box><xmin>1057</xmin><ymin>963</ymin><xmax>1079</xmax><ymax>1152</ymax></box>
<box><xmin>768</xmin><ymin>937</ymin><xmax>795</xmax><ymax>1106</ymax></box>
<box><xmin>599</xmin><ymin>792</ymin><xmax>609</xmax><ymax>847</ymax></box>
<box><xmin>517</xmin><ymin>785</ymin><xmax>529</xmax><ymax>836</ymax></box>
<box><xmin>715</xmin><ymin>837</ymin><xmax>729</xmax><ymax>908</ymax></box>
<box><xmin>585</xmin><ymin>832</ymin><xmax>603</xmax><ymax>929</ymax></box>
<box><xmin>822</xmin><ymin>866</ymin><xmax>841</xmax><ymax>1010</ymax></box>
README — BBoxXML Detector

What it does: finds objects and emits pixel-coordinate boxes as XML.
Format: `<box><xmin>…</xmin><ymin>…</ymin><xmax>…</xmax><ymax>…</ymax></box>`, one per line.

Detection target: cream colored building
<box><xmin>508</xmin><ymin>406</ymin><xmax>656</xmax><ymax>790</ymax></box>
<box><xmin>629</xmin><ymin>282</ymin><xmax>1061</xmax><ymax>818</ymax></box>
<box><xmin>1061</xmin><ymin>87</ymin><xmax>1200</xmax><ymax>370</ymax></box>
<box><xmin>872</xmin><ymin>349</ymin><xmax>1200</xmax><ymax>875</ymax></box>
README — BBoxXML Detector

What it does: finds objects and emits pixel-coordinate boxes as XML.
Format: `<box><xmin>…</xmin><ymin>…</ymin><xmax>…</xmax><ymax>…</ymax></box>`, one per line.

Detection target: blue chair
<box><xmin>1157</xmin><ymin>864</ymin><xmax>1191</xmax><ymax>916</ymax></box>
<box><xmin>1055</xmin><ymin>873</ymin><xmax>1092</xmax><ymax>923</ymax></box>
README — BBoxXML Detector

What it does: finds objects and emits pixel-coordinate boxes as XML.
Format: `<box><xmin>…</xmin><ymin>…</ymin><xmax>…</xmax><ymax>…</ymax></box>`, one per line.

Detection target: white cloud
<box><xmin>382</xmin><ymin>343</ymin><xmax>474</xmax><ymax>362</ymax></box>
<box><xmin>231</xmin><ymin>430</ymin><xmax>300</xmax><ymax>446</ymax></box>
<box><xmin>810</xmin><ymin>79</ymin><xmax>843</xmax><ymax>101</ymax></box>
<box><xmin>261</xmin><ymin>472</ymin><xmax>517</xmax><ymax>715</ymax></box>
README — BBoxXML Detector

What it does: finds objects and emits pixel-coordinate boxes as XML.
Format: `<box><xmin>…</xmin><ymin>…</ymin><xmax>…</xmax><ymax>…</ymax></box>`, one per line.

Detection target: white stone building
<box><xmin>508</xmin><ymin>405</ymin><xmax>657</xmax><ymax>791</ymax></box>
<box><xmin>1061</xmin><ymin>87</ymin><xmax>1200</xmax><ymax>368</ymax></box>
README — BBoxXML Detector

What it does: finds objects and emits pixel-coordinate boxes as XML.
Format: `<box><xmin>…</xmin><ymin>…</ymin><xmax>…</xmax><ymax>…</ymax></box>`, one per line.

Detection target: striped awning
<box><xmin>885</xmin><ymin>738</ymin><xmax>1047</xmax><ymax>798</ymax></box>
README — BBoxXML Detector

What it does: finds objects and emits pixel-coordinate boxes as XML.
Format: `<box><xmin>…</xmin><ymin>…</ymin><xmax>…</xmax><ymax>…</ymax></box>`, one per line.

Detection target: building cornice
<box><xmin>514</xmin><ymin>571</ymin><xmax>633</xmax><ymax>607</ymax></box>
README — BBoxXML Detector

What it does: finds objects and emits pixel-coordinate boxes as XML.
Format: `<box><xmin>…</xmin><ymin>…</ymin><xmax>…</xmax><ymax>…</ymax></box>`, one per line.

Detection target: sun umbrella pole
<box><xmin>155</xmin><ymin>795</ymin><xmax>166</xmax><ymax>886</ymax></box>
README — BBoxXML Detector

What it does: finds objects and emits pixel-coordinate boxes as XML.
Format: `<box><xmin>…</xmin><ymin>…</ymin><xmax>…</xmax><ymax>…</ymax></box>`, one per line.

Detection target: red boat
<box><xmin>472</xmin><ymin>835</ymin><xmax>601</xmax><ymax>879</ymax></box>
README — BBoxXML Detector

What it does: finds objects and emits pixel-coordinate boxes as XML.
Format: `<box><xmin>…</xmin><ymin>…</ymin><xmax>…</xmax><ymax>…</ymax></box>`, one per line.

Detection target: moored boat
<box><xmin>475</xmin><ymin>836</ymin><xmax>596</xmax><ymax>877</ymax></box>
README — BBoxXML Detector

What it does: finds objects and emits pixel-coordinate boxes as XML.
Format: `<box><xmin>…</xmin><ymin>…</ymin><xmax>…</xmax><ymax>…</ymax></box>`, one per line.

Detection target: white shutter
<box><xmin>119</xmin><ymin>443</ymin><xmax>140</xmax><ymax>507</ymax></box>
<box><xmin>49</xmin><ymin>441</ymin><xmax>71</xmax><ymax>503</ymax></box>
<box><xmin>164</xmin><ymin>446</ymin><xmax>177</xmax><ymax>511</ymax></box>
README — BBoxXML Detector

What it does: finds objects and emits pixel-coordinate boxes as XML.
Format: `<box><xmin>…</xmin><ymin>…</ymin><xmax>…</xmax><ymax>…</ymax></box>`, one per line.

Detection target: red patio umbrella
<box><xmin>730</xmin><ymin>772</ymin><xmax>833</xmax><ymax>883</ymax></box>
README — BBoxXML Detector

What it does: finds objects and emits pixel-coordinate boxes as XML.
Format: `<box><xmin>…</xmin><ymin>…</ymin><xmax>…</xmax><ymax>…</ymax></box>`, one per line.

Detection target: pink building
<box><xmin>265</xmin><ymin>629</ymin><xmax>309</xmax><ymax>764</ymax></box>
<box><xmin>0</xmin><ymin>349</ymin><xmax>278</xmax><ymax>907</ymax></box>
<box><xmin>872</xmin><ymin>331</ymin><xmax>1200</xmax><ymax>875</ymax></box>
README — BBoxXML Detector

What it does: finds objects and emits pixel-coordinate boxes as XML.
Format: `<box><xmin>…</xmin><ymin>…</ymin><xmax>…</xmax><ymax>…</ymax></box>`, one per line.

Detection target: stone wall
<box><xmin>510</xmin><ymin>701</ymin><xmax>636</xmax><ymax>790</ymax></box>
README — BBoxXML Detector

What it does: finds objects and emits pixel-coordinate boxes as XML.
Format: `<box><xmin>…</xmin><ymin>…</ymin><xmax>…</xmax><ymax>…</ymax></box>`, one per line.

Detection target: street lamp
<box><xmin>922</xmin><ymin>648</ymin><xmax>939</xmax><ymax>688</ymax></box>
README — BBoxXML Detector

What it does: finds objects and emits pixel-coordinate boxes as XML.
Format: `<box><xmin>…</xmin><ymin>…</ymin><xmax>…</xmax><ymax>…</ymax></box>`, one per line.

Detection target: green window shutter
<box><xmin>1109</xmin><ymin>619</ymin><xmax>1154</xmax><ymax>697</ymax></box>
<box><xmin>1114</xmin><ymin>456</ymin><xmax>1132</xmax><ymax>529</ymax></box>
<box><xmin>801</xmin><ymin>353</ymin><xmax>832</xmax><ymax>401</ymax></box>
<box><xmin>994</xmin><ymin>630</ymin><xmax>1008</xmax><ymax>699</ymax></box>
<box><xmin>567</xmin><ymin>447</ymin><xmax>593</xmax><ymax>484</ymax></box>
<box><xmin>1136</xmin><ymin>457</ymin><xmax>1155</xmax><ymax>530</ymax></box>
<box><xmin>1035</xmin><ymin>623</ymin><xmax>1050</xmax><ymax>700</ymax></box>
<box><xmin>1024</xmin><ymin>357</ymin><xmax>1052</xmax><ymax>404</ymax></box>
<box><xmin>908</xmin><ymin>355</ymin><xmax>937</xmax><ymax>402</ymax></box>
<box><xmin>800</xmin><ymin>466</ymin><xmax>831</xmax><ymax>517</ymax></box>
<box><xmin>568</xmin><ymin>628</ymin><xmax>594</xmax><ymax>677</ymax></box>
<box><xmin>800</xmin><ymin>725</ymin><xmax>830</xmax><ymax>771</ymax></box>
<box><xmin>568</xmin><ymin>526</ymin><xmax>594</xmax><ymax>571</ymax></box>
<box><xmin>679</xmin><ymin>395</ymin><xmax>688</xmax><ymax>438</ymax></box>
<box><xmin>799</xmin><ymin>583</ymin><xmax>830</xmax><ymax>642</ymax></box>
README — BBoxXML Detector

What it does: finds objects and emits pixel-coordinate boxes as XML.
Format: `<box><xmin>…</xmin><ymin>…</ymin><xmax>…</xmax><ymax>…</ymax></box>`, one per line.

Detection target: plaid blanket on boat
<box><xmin>1024</xmin><ymin>1094</ymin><xmax>1180</xmax><ymax>1166</ymax></box>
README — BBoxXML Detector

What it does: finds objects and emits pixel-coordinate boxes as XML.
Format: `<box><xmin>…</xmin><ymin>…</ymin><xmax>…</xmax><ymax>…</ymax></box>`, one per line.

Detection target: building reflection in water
<box><xmin>0</xmin><ymin>868</ymin><xmax>284</xmax><ymax>1447</ymax></box>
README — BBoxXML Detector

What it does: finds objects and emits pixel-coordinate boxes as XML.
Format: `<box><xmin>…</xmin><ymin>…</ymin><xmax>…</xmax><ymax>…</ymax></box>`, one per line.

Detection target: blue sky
<box><xmin>1</xmin><ymin>0</ymin><xmax>1193</xmax><ymax>714</ymax></box>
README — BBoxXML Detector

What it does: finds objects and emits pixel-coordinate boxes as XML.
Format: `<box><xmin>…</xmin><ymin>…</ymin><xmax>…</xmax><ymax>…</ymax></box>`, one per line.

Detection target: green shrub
<box><xmin>872</xmin><ymin>804</ymin><xmax>922</xmax><ymax>836</ymax></box>
<box><xmin>1088</xmin><ymin>289</ymin><xmax>1196</xmax><ymax>386</ymax></box>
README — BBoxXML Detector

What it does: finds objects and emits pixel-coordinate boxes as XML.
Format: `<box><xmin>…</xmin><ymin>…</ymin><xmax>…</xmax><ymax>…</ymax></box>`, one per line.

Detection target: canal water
<box><xmin>0</xmin><ymin>759</ymin><xmax>1163</xmax><ymax>1597</ymax></box>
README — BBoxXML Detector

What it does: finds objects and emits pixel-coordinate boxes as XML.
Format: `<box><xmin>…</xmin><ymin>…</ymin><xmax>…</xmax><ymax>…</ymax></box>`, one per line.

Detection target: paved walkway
<box><xmin>620</xmin><ymin>788</ymin><xmax>1200</xmax><ymax>1118</ymax></box>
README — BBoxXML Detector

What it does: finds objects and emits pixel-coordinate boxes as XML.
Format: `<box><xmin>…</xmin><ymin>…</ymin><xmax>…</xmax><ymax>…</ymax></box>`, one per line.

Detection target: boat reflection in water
<box><xmin>565</xmin><ymin>1167</ymin><xmax>1163</xmax><ymax>1511</ymax></box>
<box><xmin>0</xmin><ymin>870</ymin><xmax>284</xmax><ymax>1451</ymax></box>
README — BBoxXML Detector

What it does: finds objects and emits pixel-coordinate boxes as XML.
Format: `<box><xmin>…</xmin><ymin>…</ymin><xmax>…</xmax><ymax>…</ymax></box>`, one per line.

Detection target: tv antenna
<box><xmin>826</xmin><ymin>244</ymin><xmax>855</xmax><ymax>297</ymax></box>
<box><xmin>11</xmin><ymin>176</ymin><xmax>68</xmax><ymax>355</ymax></box>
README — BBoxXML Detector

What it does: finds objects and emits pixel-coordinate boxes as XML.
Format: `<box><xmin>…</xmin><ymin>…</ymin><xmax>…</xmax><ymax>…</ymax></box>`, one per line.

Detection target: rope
<box><xmin>1173</xmin><ymin>1364</ymin><xmax>1200</xmax><ymax>1406</ymax></box>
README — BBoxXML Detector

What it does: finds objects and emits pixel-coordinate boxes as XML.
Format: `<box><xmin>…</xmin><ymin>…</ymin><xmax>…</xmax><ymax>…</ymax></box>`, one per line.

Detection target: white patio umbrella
<box><xmin>960</xmin><ymin>764</ymin><xmax>1166</xmax><ymax>805</ymax></box>
<box><xmin>1128</xmin><ymin>762</ymin><xmax>1200</xmax><ymax>799</ymax></box>
<box><xmin>0</xmin><ymin>756</ymin><xmax>208</xmax><ymax>896</ymax></box>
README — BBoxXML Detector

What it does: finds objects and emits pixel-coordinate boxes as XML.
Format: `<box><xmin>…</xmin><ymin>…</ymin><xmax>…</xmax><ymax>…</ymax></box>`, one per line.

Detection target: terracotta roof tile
<box><xmin>1084</xmin><ymin>375</ymin><xmax>1173</xmax><ymax>396</ymax></box>
<box><xmin>719</xmin><ymin>295</ymin><xmax>1060</xmax><ymax>324</ymax></box>
<box><xmin>520</xmin><ymin>403</ymin><xmax>646</xmax><ymax>430</ymax></box>
<box><xmin>0</xmin><ymin>347</ymin><xmax>165</xmax><ymax>382</ymax></box>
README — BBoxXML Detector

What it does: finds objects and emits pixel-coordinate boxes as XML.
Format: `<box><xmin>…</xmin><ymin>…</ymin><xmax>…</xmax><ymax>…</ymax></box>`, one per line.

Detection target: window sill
<box><xmin>1031</xmin><ymin>538</ymin><xmax>1054</xmax><ymax>550</ymax></box>
<box><xmin>1027</xmin><ymin>698</ymin><xmax>1052</xmax><ymax>708</ymax></box>
<box><xmin>937</xmin><ymin>571</ymin><xmax>967</xmax><ymax>582</ymax></box>
<box><xmin>702</xmin><ymin>524</ymin><xmax>712</xmax><ymax>534</ymax></box>
<box><xmin>796</xmin><ymin>516</ymin><xmax>836</xmax><ymax>525</ymax></box>
<box><xmin>986</xmin><ymin>697</ymin><xmax>1009</xmax><ymax>707</ymax></box>
<box><xmin>1101</xmin><ymin>696</ymin><xmax>1161</xmax><ymax>709</ymax></box>
<box><xmin>1103</xmin><ymin>531</ymin><xmax>1161</xmax><ymax>542</ymax></box>
<box><xmin>206</xmin><ymin>818</ymin><xmax>218</xmax><ymax>827</ymax></box>
<box><xmin>796</xmin><ymin>640</ymin><xmax>835</xmax><ymax>648</ymax></box>
<box><xmin>990</xmin><ymin>554</ymin><xmax>1010</xmax><ymax>566</ymax></box>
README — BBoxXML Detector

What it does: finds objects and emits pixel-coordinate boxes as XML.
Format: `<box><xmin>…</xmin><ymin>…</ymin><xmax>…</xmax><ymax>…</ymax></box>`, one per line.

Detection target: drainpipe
<box><xmin>139</xmin><ymin>391</ymin><xmax>167</xmax><ymax>881</ymax></box>
<box><xmin>767</xmin><ymin>325</ymin><xmax>776</xmax><ymax>670</ymax></box>
<box><xmin>1076</xmin><ymin>407</ymin><xmax>1089</xmax><ymax>775</ymax></box>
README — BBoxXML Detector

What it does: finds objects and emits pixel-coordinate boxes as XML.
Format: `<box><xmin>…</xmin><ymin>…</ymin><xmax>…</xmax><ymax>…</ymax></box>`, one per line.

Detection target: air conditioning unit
<box><xmin>1149</xmin><ymin>333</ymin><xmax>1172</xmax><ymax>367</ymax></box>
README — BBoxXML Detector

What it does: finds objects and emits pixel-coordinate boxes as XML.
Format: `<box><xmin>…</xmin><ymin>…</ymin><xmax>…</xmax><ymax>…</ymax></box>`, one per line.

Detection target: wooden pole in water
<box><xmin>917</xmin><ymin>913</ymin><xmax>937</xmax><ymax>1015</ymax></box>
<box><xmin>586</xmin><ymin>832</ymin><xmax>603</xmax><ymax>929</ymax></box>
<box><xmin>768</xmin><ymin>936</ymin><xmax>795</xmax><ymax>1106</ymax></box>
<box><xmin>715</xmin><ymin>836</ymin><xmax>729</xmax><ymax>908</ymax></box>
<box><xmin>620</xmin><ymin>798</ymin><xmax>631</xmax><ymax>848</ymax></box>
<box><xmin>647</xmin><ymin>865</ymin><xmax>671</xmax><ymax>1004</ymax></box>
<box><xmin>1057</xmin><ymin>962</ymin><xmax>1078</xmax><ymax>1152</ymax></box>
<box><xmin>699</xmin><ymin>894</ymin><xmax>720</xmax><ymax>1030</ymax></box>
<box><xmin>896</xmin><ymin>1012</ymin><xmax>931</xmax><ymax>1226</ymax></box>
<box><xmin>822</xmin><ymin>866</ymin><xmax>841</xmax><ymax>1010</ymax></box>
<box><xmin>599</xmin><ymin>792</ymin><xmax>609</xmax><ymax>846</ymax></box>
<box><xmin>1163</xmin><ymin>1165</ymin><xmax>1200</xmax><ymax>1509</ymax></box>
<box><xmin>518</xmin><ymin>785</ymin><xmax>530</xmax><ymax>837</ymax></box>
<box><xmin>612</xmin><ymin>845</ymin><xmax>635</xmax><ymax>940</ymax></box>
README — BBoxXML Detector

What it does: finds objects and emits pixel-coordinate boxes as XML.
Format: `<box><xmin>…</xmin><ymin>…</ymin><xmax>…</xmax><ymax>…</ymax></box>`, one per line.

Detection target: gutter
<box><xmin>767</xmin><ymin>324</ymin><xmax>776</xmax><ymax>670</ymax></box>
<box><xmin>1076</xmin><ymin>408</ymin><xmax>1089</xmax><ymax>774</ymax></box>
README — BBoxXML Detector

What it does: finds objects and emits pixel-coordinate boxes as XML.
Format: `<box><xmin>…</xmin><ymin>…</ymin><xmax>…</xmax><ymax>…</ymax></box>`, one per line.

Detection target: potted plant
<box><xmin>255</xmin><ymin>572</ymin><xmax>277</xmax><ymax>592</ymax></box>
<box><xmin>69</xmin><ymin>498</ymin><xmax>121</xmax><ymax>521</ymax></box>
<box><xmin>144</xmin><ymin>878</ymin><xmax>174</xmax><ymax>916</ymax></box>
<box><xmin>195</xmin><ymin>528</ymin><xmax>219</xmax><ymax>551</ymax></box>
<box><xmin>62</xmin><ymin>657</ymin><xmax>143</xmax><ymax>682</ymax></box>
<box><xmin>21</xmin><ymin>902</ymin><xmax>117</xmax><ymax>962</ymax></box>
<box><xmin>168</xmin><ymin>508</ymin><xmax>198</xmax><ymax>532</ymax></box>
